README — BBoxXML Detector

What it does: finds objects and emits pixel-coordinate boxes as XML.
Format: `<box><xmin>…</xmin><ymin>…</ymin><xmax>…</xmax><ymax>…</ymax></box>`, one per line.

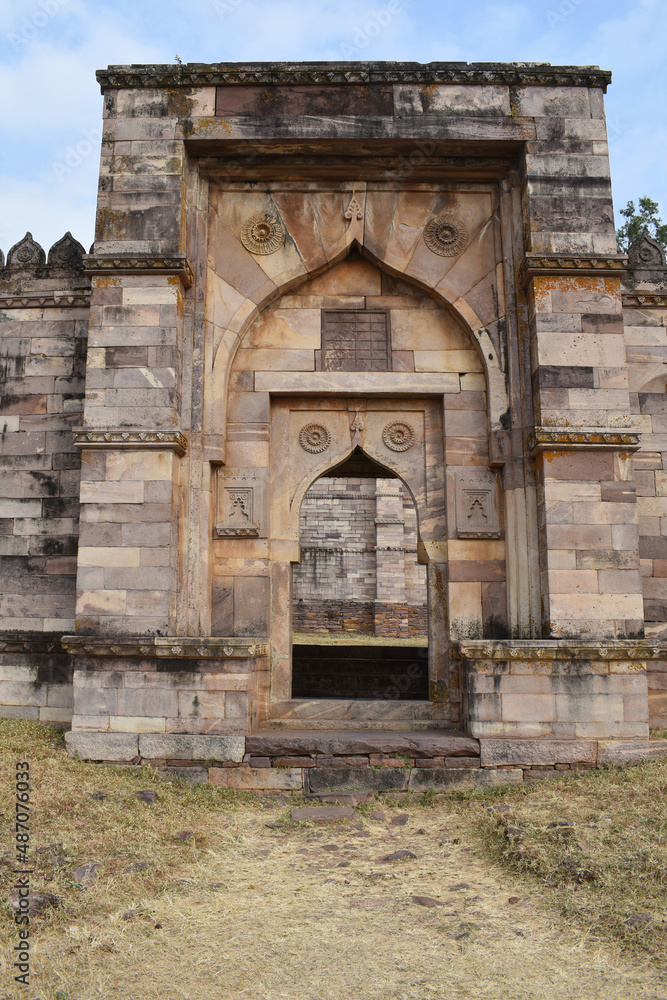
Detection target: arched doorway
<box><xmin>292</xmin><ymin>448</ymin><xmax>429</xmax><ymax>700</ymax></box>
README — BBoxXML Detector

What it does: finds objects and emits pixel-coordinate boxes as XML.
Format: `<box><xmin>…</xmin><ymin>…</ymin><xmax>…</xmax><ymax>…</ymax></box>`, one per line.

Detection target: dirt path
<box><xmin>54</xmin><ymin>799</ymin><xmax>665</xmax><ymax>1000</ymax></box>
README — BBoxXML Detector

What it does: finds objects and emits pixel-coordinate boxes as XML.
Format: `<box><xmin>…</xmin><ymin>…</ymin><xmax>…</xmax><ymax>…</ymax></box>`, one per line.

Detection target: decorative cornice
<box><xmin>0</xmin><ymin>635</ymin><xmax>67</xmax><ymax>654</ymax></box>
<box><xmin>528</xmin><ymin>427</ymin><xmax>640</xmax><ymax>453</ymax></box>
<box><xmin>522</xmin><ymin>253</ymin><xmax>627</xmax><ymax>285</ymax></box>
<box><xmin>622</xmin><ymin>291</ymin><xmax>667</xmax><ymax>307</ymax></box>
<box><xmin>61</xmin><ymin>636</ymin><xmax>268</xmax><ymax>659</ymax></box>
<box><xmin>83</xmin><ymin>254</ymin><xmax>194</xmax><ymax>288</ymax></box>
<box><xmin>214</xmin><ymin>525</ymin><xmax>260</xmax><ymax>537</ymax></box>
<box><xmin>0</xmin><ymin>290</ymin><xmax>90</xmax><ymax>309</ymax></box>
<box><xmin>96</xmin><ymin>62</ymin><xmax>612</xmax><ymax>92</ymax></box>
<box><xmin>453</xmin><ymin>640</ymin><xmax>664</xmax><ymax>661</ymax></box>
<box><xmin>72</xmin><ymin>429</ymin><xmax>187</xmax><ymax>455</ymax></box>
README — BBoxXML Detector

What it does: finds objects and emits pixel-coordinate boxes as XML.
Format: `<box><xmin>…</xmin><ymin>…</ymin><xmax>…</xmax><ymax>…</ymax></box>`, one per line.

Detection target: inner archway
<box><xmin>291</xmin><ymin>449</ymin><xmax>429</xmax><ymax>700</ymax></box>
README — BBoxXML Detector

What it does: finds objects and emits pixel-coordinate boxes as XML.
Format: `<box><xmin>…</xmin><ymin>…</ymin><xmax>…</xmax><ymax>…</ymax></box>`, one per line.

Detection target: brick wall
<box><xmin>292</xmin><ymin>475</ymin><xmax>427</xmax><ymax>637</ymax></box>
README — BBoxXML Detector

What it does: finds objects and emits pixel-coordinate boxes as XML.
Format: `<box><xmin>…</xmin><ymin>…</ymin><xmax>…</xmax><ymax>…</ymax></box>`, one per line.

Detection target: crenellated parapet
<box><xmin>0</xmin><ymin>232</ymin><xmax>91</xmax><ymax>307</ymax></box>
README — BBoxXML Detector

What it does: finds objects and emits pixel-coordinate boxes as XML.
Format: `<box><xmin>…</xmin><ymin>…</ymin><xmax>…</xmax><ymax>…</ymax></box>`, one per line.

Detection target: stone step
<box><xmin>247</xmin><ymin>728</ymin><xmax>479</xmax><ymax>758</ymax></box>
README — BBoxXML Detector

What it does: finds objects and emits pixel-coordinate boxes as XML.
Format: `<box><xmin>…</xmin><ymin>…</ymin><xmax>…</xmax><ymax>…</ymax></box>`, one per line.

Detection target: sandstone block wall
<box><xmin>0</xmin><ymin>234</ymin><xmax>89</xmax><ymax>636</ymax></box>
<box><xmin>621</xmin><ymin>241</ymin><xmax>667</xmax><ymax>727</ymax></box>
<box><xmin>2</xmin><ymin>62</ymin><xmax>666</xmax><ymax>741</ymax></box>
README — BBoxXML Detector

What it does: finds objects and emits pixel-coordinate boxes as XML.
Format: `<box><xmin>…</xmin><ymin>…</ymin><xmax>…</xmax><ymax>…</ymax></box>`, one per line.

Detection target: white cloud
<box><xmin>0</xmin><ymin>0</ymin><xmax>665</xmax><ymax>250</ymax></box>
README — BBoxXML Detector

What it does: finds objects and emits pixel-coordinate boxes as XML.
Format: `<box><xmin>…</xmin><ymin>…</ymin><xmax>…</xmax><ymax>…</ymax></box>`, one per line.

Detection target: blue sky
<box><xmin>0</xmin><ymin>0</ymin><xmax>665</xmax><ymax>256</ymax></box>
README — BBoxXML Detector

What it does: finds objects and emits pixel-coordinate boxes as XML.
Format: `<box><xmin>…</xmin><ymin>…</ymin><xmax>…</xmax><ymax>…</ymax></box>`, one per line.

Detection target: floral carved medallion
<box><xmin>240</xmin><ymin>214</ymin><xmax>286</xmax><ymax>255</ymax></box>
<box><xmin>382</xmin><ymin>421</ymin><xmax>414</xmax><ymax>452</ymax></box>
<box><xmin>299</xmin><ymin>423</ymin><xmax>331</xmax><ymax>454</ymax></box>
<box><xmin>423</xmin><ymin>215</ymin><xmax>469</xmax><ymax>256</ymax></box>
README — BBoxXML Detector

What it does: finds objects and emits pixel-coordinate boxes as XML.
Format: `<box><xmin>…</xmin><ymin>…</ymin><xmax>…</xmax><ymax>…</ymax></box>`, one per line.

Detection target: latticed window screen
<box><xmin>321</xmin><ymin>310</ymin><xmax>390</xmax><ymax>371</ymax></box>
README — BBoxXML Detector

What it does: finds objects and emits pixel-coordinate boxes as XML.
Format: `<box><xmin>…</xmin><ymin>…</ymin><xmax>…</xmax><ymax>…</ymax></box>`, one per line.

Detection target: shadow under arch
<box><xmin>287</xmin><ymin>432</ymin><xmax>433</xmax><ymax>549</ymax></box>
<box><xmin>290</xmin><ymin>445</ymin><xmax>428</xmax><ymax>558</ymax></box>
<box><xmin>211</xmin><ymin>240</ymin><xmax>509</xmax><ymax>443</ymax></box>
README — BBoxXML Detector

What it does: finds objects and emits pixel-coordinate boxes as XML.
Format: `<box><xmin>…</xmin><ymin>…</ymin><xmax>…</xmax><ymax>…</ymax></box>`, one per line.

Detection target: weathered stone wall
<box><xmin>2</xmin><ymin>61</ymin><xmax>666</xmax><ymax>744</ymax></box>
<box><xmin>622</xmin><ymin>239</ymin><xmax>667</xmax><ymax>727</ymax></box>
<box><xmin>0</xmin><ymin>233</ymin><xmax>89</xmax><ymax>639</ymax></box>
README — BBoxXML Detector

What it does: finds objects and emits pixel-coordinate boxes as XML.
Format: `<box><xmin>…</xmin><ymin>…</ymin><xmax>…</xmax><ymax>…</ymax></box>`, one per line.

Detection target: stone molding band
<box><xmin>521</xmin><ymin>253</ymin><xmax>627</xmax><ymax>285</ymax></box>
<box><xmin>61</xmin><ymin>636</ymin><xmax>268</xmax><ymax>659</ymax></box>
<box><xmin>622</xmin><ymin>292</ymin><xmax>667</xmax><ymax>307</ymax></box>
<box><xmin>72</xmin><ymin>429</ymin><xmax>187</xmax><ymax>455</ymax></box>
<box><xmin>528</xmin><ymin>427</ymin><xmax>641</xmax><ymax>453</ymax></box>
<box><xmin>453</xmin><ymin>640</ymin><xmax>664</xmax><ymax>661</ymax></box>
<box><xmin>83</xmin><ymin>254</ymin><xmax>194</xmax><ymax>288</ymax></box>
<box><xmin>0</xmin><ymin>290</ymin><xmax>90</xmax><ymax>309</ymax></box>
<box><xmin>97</xmin><ymin>63</ymin><xmax>612</xmax><ymax>91</ymax></box>
<box><xmin>0</xmin><ymin>635</ymin><xmax>66</xmax><ymax>654</ymax></box>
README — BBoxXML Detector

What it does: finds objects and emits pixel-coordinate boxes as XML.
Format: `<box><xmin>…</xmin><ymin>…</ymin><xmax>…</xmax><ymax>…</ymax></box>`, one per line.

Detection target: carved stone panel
<box><xmin>321</xmin><ymin>310</ymin><xmax>390</xmax><ymax>372</ymax></box>
<box><xmin>455</xmin><ymin>468</ymin><xmax>501</xmax><ymax>539</ymax></box>
<box><xmin>215</xmin><ymin>468</ymin><xmax>267</xmax><ymax>537</ymax></box>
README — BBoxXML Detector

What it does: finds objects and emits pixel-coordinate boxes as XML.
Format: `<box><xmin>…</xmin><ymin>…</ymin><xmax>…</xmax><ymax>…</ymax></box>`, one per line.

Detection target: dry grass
<box><xmin>471</xmin><ymin>761</ymin><xmax>667</xmax><ymax>972</ymax></box>
<box><xmin>0</xmin><ymin>719</ymin><xmax>666</xmax><ymax>999</ymax></box>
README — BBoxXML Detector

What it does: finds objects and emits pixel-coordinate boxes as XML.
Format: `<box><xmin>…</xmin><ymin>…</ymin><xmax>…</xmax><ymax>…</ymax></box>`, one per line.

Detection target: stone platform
<box><xmin>64</xmin><ymin>728</ymin><xmax>667</xmax><ymax>793</ymax></box>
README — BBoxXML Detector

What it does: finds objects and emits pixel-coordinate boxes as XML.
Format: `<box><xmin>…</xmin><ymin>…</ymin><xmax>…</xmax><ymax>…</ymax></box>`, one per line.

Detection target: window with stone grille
<box><xmin>321</xmin><ymin>310</ymin><xmax>391</xmax><ymax>372</ymax></box>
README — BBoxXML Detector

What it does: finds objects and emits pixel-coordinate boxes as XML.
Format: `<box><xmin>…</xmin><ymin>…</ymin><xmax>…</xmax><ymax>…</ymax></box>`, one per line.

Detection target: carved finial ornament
<box><xmin>423</xmin><ymin>215</ymin><xmax>469</xmax><ymax>257</ymax></box>
<box><xmin>240</xmin><ymin>214</ymin><xmax>286</xmax><ymax>255</ymax></box>
<box><xmin>7</xmin><ymin>232</ymin><xmax>46</xmax><ymax>269</ymax></box>
<box><xmin>344</xmin><ymin>195</ymin><xmax>363</xmax><ymax>221</ymax></box>
<box><xmin>47</xmin><ymin>232</ymin><xmax>86</xmax><ymax>269</ymax></box>
<box><xmin>628</xmin><ymin>232</ymin><xmax>666</xmax><ymax>270</ymax></box>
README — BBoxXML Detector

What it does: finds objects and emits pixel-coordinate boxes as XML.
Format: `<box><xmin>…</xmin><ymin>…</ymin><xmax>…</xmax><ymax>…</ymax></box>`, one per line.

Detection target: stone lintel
<box><xmin>521</xmin><ymin>253</ymin><xmax>627</xmax><ymax>285</ymax></box>
<box><xmin>61</xmin><ymin>636</ymin><xmax>268</xmax><ymax>659</ymax></box>
<box><xmin>255</xmin><ymin>372</ymin><xmax>460</xmax><ymax>394</ymax></box>
<box><xmin>72</xmin><ymin>429</ymin><xmax>187</xmax><ymax>455</ymax></box>
<box><xmin>454</xmin><ymin>639</ymin><xmax>664</xmax><ymax>661</ymax></box>
<box><xmin>83</xmin><ymin>254</ymin><xmax>194</xmax><ymax>288</ymax></box>
<box><xmin>528</xmin><ymin>427</ymin><xmax>641</xmax><ymax>454</ymax></box>
<box><xmin>96</xmin><ymin>62</ymin><xmax>612</xmax><ymax>91</ymax></box>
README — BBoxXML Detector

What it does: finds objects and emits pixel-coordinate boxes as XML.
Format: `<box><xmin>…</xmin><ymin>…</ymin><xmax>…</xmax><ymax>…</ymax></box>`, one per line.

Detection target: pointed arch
<box><xmin>209</xmin><ymin>242</ymin><xmax>509</xmax><ymax>448</ymax></box>
<box><xmin>288</xmin><ymin>444</ymin><xmax>426</xmax><ymax>547</ymax></box>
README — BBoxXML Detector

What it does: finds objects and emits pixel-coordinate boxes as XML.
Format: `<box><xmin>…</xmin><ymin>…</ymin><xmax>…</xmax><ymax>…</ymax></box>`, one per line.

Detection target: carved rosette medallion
<box><xmin>240</xmin><ymin>214</ymin><xmax>286</xmax><ymax>255</ymax></box>
<box><xmin>423</xmin><ymin>215</ymin><xmax>469</xmax><ymax>257</ymax></box>
<box><xmin>382</xmin><ymin>421</ymin><xmax>415</xmax><ymax>452</ymax></box>
<box><xmin>7</xmin><ymin>232</ymin><xmax>46</xmax><ymax>268</ymax></box>
<box><xmin>299</xmin><ymin>423</ymin><xmax>331</xmax><ymax>454</ymax></box>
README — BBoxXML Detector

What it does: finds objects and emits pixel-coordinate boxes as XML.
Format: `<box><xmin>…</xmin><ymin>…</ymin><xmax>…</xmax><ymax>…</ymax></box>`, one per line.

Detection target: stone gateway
<box><xmin>1</xmin><ymin>62</ymin><xmax>666</xmax><ymax>788</ymax></box>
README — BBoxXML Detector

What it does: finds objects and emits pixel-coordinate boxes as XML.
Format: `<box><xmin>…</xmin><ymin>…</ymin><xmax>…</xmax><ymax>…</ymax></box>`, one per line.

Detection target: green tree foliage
<box><xmin>617</xmin><ymin>197</ymin><xmax>667</xmax><ymax>253</ymax></box>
